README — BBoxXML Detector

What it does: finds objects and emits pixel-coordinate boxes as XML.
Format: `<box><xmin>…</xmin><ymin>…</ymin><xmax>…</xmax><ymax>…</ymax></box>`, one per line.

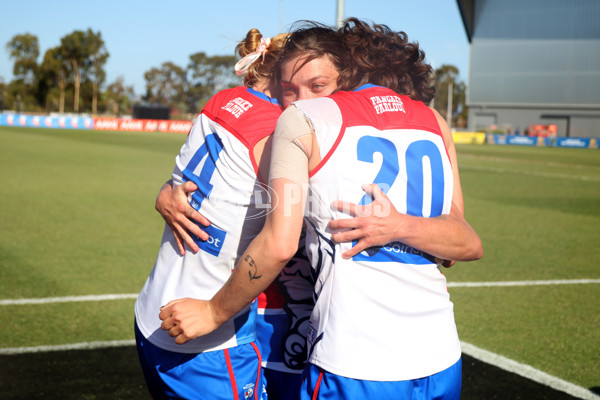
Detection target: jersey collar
<box><xmin>247</xmin><ymin>87</ymin><xmax>279</xmax><ymax>105</ymax></box>
<box><xmin>354</xmin><ymin>83</ymin><xmax>381</xmax><ymax>92</ymax></box>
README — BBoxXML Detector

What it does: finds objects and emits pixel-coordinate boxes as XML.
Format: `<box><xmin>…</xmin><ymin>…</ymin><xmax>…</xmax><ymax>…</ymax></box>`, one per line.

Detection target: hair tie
<box><xmin>234</xmin><ymin>37</ymin><xmax>271</xmax><ymax>76</ymax></box>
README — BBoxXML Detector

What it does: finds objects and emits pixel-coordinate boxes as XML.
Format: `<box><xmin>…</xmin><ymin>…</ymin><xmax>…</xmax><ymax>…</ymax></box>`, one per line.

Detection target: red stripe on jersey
<box><xmin>309</xmin><ymin>120</ymin><xmax>347</xmax><ymax>178</ymax></box>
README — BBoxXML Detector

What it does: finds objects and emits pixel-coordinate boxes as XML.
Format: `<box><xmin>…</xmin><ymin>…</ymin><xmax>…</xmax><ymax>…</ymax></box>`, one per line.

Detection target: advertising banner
<box><xmin>487</xmin><ymin>134</ymin><xmax>538</xmax><ymax>146</ymax></box>
<box><xmin>553</xmin><ymin>137</ymin><xmax>593</xmax><ymax>149</ymax></box>
<box><xmin>93</xmin><ymin>118</ymin><xmax>192</xmax><ymax>133</ymax></box>
<box><xmin>452</xmin><ymin>131</ymin><xmax>486</xmax><ymax>145</ymax></box>
<box><xmin>2</xmin><ymin>113</ymin><xmax>596</xmax><ymax>148</ymax></box>
<box><xmin>485</xmin><ymin>134</ymin><xmax>598</xmax><ymax>149</ymax></box>
<box><xmin>0</xmin><ymin>113</ymin><xmax>94</xmax><ymax>129</ymax></box>
<box><xmin>0</xmin><ymin>113</ymin><xmax>192</xmax><ymax>134</ymax></box>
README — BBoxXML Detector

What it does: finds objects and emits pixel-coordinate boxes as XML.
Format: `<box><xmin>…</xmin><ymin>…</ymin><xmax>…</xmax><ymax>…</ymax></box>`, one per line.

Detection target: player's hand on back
<box><xmin>328</xmin><ymin>183</ymin><xmax>401</xmax><ymax>259</ymax></box>
<box><xmin>156</xmin><ymin>180</ymin><xmax>211</xmax><ymax>255</ymax></box>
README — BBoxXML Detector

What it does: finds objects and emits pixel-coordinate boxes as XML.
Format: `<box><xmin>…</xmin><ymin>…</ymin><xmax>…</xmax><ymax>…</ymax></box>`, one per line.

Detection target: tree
<box><xmin>59</xmin><ymin>30</ymin><xmax>90</xmax><ymax>113</ymax></box>
<box><xmin>84</xmin><ymin>30</ymin><xmax>109</xmax><ymax>114</ymax></box>
<box><xmin>143</xmin><ymin>61</ymin><xmax>187</xmax><ymax>110</ymax></box>
<box><xmin>433</xmin><ymin>64</ymin><xmax>467</xmax><ymax>129</ymax></box>
<box><xmin>187</xmin><ymin>52</ymin><xmax>237</xmax><ymax>112</ymax></box>
<box><xmin>6</xmin><ymin>33</ymin><xmax>40</xmax><ymax>111</ymax></box>
<box><xmin>104</xmin><ymin>76</ymin><xmax>134</xmax><ymax>116</ymax></box>
<box><xmin>0</xmin><ymin>77</ymin><xmax>5</xmax><ymax>110</ymax></box>
<box><xmin>39</xmin><ymin>46</ymin><xmax>68</xmax><ymax>112</ymax></box>
<box><xmin>6</xmin><ymin>33</ymin><xmax>39</xmax><ymax>84</ymax></box>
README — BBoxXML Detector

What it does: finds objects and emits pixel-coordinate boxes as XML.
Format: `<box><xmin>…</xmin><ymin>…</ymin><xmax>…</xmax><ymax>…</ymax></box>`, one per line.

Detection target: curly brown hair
<box><xmin>339</xmin><ymin>18</ymin><xmax>436</xmax><ymax>103</ymax></box>
<box><xmin>272</xmin><ymin>19</ymin><xmax>435</xmax><ymax>103</ymax></box>
<box><xmin>235</xmin><ymin>29</ymin><xmax>289</xmax><ymax>89</ymax></box>
<box><xmin>271</xmin><ymin>21</ymin><xmax>352</xmax><ymax>100</ymax></box>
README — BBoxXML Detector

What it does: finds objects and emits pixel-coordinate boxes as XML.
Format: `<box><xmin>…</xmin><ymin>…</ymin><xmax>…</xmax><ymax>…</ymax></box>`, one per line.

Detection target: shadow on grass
<box><xmin>0</xmin><ymin>346</ymin><xmax>589</xmax><ymax>399</ymax></box>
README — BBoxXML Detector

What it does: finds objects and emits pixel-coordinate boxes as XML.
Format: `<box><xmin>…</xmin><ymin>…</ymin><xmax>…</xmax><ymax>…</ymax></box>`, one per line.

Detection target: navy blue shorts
<box><xmin>135</xmin><ymin>322</ymin><xmax>266</xmax><ymax>400</ymax></box>
<box><xmin>263</xmin><ymin>368</ymin><xmax>303</xmax><ymax>400</ymax></box>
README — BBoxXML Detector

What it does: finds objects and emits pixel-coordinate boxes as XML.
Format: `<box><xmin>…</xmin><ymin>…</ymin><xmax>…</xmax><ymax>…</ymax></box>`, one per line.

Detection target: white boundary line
<box><xmin>0</xmin><ymin>340</ymin><xmax>135</xmax><ymax>355</ymax></box>
<box><xmin>2</xmin><ymin>279</ymin><xmax>599</xmax><ymax>306</ymax></box>
<box><xmin>1</xmin><ymin>280</ymin><xmax>598</xmax><ymax>397</ymax></box>
<box><xmin>0</xmin><ymin>293</ymin><xmax>138</xmax><ymax>306</ymax></box>
<box><xmin>461</xmin><ymin>164</ymin><xmax>600</xmax><ymax>182</ymax></box>
<box><xmin>447</xmin><ymin>279</ymin><xmax>600</xmax><ymax>288</ymax></box>
<box><xmin>0</xmin><ymin>339</ymin><xmax>596</xmax><ymax>399</ymax></box>
<box><xmin>459</xmin><ymin>153</ymin><xmax>600</xmax><ymax>172</ymax></box>
<box><xmin>461</xmin><ymin>341</ymin><xmax>600</xmax><ymax>400</ymax></box>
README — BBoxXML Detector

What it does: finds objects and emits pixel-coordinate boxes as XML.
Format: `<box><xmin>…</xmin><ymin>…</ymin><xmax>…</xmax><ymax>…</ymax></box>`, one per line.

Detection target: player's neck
<box><xmin>252</xmin><ymin>81</ymin><xmax>271</xmax><ymax>98</ymax></box>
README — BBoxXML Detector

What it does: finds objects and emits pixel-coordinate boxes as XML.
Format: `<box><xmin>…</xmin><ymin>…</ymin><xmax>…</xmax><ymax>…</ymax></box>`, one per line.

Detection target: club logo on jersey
<box><xmin>243</xmin><ymin>383</ymin><xmax>255</xmax><ymax>399</ymax></box>
<box><xmin>221</xmin><ymin>97</ymin><xmax>253</xmax><ymax>118</ymax></box>
<box><xmin>370</xmin><ymin>95</ymin><xmax>406</xmax><ymax>115</ymax></box>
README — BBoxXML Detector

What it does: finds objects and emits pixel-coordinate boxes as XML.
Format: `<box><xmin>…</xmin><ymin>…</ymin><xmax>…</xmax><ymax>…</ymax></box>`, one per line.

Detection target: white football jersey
<box><xmin>135</xmin><ymin>87</ymin><xmax>281</xmax><ymax>353</ymax></box>
<box><xmin>294</xmin><ymin>84</ymin><xmax>461</xmax><ymax>380</ymax></box>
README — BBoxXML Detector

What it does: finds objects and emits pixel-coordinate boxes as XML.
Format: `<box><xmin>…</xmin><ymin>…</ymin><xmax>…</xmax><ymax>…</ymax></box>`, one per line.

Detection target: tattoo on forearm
<box><xmin>245</xmin><ymin>254</ymin><xmax>262</xmax><ymax>281</ymax></box>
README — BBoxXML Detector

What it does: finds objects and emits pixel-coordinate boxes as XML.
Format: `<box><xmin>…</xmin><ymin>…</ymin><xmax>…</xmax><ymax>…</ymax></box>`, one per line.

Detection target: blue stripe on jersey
<box><xmin>247</xmin><ymin>87</ymin><xmax>279</xmax><ymax>104</ymax></box>
<box><xmin>353</xmin><ymin>241</ymin><xmax>436</xmax><ymax>264</ymax></box>
<box><xmin>354</xmin><ymin>83</ymin><xmax>380</xmax><ymax>92</ymax></box>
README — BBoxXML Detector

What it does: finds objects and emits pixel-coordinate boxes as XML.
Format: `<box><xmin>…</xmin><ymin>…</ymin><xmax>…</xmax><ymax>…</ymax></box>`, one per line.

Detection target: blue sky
<box><xmin>0</xmin><ymin>0</ymin><xmax>470</xmax><ymax>96</ymax></box>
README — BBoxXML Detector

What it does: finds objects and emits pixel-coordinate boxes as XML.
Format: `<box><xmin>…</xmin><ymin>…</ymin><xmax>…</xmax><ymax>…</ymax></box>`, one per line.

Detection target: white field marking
<box><xmin>3</xmin><ymin>280</ymin><xmax>599</xmax><ymax>306</ymax></box>
<box><xmin>447</xmin><ymin>279</ymin><xmax>600</xmax><ymax>288</ymax></box>
<box><xmin>0</xmin><ymin>293</ymin><xmax>138</xmax><ymax>306</ymax></box>
<box><xmin>0</xmin><ymin>339</ymin><xmax>597</xmax><ymax>399</ymax></box>
<box><xmin>461</xmin><ymin>341</ymin><xmax>600</xmax><ymax>400</ymax></box>
<box><xmin>0</xmin><ymin>340</ymin><xmax>135</xmax><ymax>355</ymax></box>
<box><xmin>461</xmin><ymin>164</ymin><xmax>600</xmax><ymax>182</ymax></box>
<box><xmin>459</xmin><ymin>153</ymin><xmax>600</xmax><ymax>172</ymax></box>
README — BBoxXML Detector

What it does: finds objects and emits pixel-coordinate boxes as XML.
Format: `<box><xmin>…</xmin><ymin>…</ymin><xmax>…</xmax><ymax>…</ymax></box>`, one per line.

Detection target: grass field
<box><xmin>446</xmin><ymin>143</ymin><xmax>600</xmax><ymax>391</ymax></box>
<box><xmin>0</xmin><ymin>126</ymin><xmax>599</xmax><ymax>397</ymax></box>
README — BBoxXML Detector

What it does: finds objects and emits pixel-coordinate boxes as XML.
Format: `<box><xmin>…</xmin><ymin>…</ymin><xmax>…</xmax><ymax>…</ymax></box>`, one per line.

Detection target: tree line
<box><xmin>1</xmin><ymin>29</ymin><xmax>466</xmax><ymax>125</ymax></box>
<box><xmin>1</xmin><ymin>29</ymin><xmax>240</xmax><ymax>117</ymax></box>
<box><xmin>2</xmin><ymin>30</ymin><xmax>128</xmax><ymax>115</ymax></box>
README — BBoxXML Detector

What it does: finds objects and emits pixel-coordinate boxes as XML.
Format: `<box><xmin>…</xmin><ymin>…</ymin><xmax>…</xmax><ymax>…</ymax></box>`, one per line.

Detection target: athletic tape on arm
<box><xmin>269</xmin><ymin>105</ymin><xmax>312</xmax><ymax>185</ymax></box>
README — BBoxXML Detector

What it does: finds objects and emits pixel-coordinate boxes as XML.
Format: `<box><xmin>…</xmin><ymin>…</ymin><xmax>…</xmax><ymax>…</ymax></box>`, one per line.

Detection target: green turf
<box><xmin>0</xmin><ymin>127</ymin><xmax>186</xmax><ymax>298</ymax></box>
<box><xmin>451</xmin><ymin>285</ymin><xmax>599</xmax><ymax>389</ymax></box>
<box><xmin>444</xmin><ymin>144</ymin><xmax>600</xmax><ymax>388</ymax></box>
<box><xmin>1</xmin><ymin>127</ymin><xmax>599</xmax><ymax>390</ymax></box>
<box><xmin>446</xmin><ymin>144</ymin><xmax>600</xmax><ymax>282</ymax></box>
<box><xmin>0</xmin><ymin>300</ymin><xmax>136</xmax><ymax>348</ymax></box>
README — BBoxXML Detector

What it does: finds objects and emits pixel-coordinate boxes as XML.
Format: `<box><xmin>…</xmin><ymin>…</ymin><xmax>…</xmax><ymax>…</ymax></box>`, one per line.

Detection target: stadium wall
<box><xmin>457</xmin><ymin>0</ymin><xmax>600</xmax><ymax>138</ymax></box>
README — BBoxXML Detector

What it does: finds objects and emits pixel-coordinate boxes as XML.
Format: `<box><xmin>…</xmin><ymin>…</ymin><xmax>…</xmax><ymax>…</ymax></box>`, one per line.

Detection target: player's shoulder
<box><xmin>204</xmin><ymin>87</ymin><xmax>280</xmax><ymax>123</ymax></box>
